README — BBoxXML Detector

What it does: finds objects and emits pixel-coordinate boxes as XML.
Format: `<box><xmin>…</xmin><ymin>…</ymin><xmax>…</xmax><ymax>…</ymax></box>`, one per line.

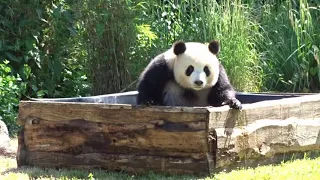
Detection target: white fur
<box><xmin>163</xmin><ymin>48</ymin><xmax>176</xmax><ymax>70</ymax></box>
<box><xmin>161</xmin><ymin>42</ymin><xmax>221</xmax><ymax>107</ymax></box>
<box><xmin>189</xmin><ymin>71</ymin><xmax>207</xmax><ymax>90</ymax></box>
<box><xmin>164</xmin><ymin>42</ymin><xmax>220</xmax><ymax>90</ymax></box>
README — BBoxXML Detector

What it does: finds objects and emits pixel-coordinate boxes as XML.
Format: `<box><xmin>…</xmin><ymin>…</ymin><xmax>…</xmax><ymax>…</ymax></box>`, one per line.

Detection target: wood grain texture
<box><xmin>23</xmin><ymin>118</ymin><xmax>208</xmax><ymax>154</ymax></box>
<box><xmin>17</xmin><ymin>101</ymin><xmax>208</xmax><ymax>126</ymax></box>
<box><xmin>24</xmin><ymin>151</ymin><xmax>209</xmax><ymax>175</ymax></box>
<box><xmin>208</xmin><ymin>94</ymin><xmax>320</xmax><ymax>172</ymax></box>
<box><xmin>17</xmin><ymin>101</ymin><xmax>212</xmax><ymax>175</ymax></box>
<box><xmin>208</xmin><ymin>93</ymin><xmax>320</xmax><ymax>129</ymax></box>
<box><xmin>16</xmin><ymin>130</ymin><xmax>27</xmax><ymax>167</ymax></box>
<box><xmin>16</xmin><ymin>93</ymin><xmax>320</xmax><ymax>175</ymax></box>
<box><xmin>215</xmin><ymin>118</ymin><xmax>320</xmax><ymax>172</ymax></box>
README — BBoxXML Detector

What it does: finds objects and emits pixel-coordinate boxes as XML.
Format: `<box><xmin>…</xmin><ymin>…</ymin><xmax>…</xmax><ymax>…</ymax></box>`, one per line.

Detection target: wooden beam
<box><xmin>17</xmin><ymin>101</ymin><xmax>208</xmax><ymax>126</ymax></box>
<box><xmin>24</xmin><ymin>151</ymin><xmax>210</xmax><ymax>176</ymax></box>
<box><xmin>207</xmin><ymin>94</ymin><xmax>320</xmax><ymax>172</ymax></box>
<box><xmin>16</xmin><ymin>93</ymin><xmax>320</xmax><ymax>175</ymax></box>
<box><xmin>23</xmin><ymin>118</ymin><xmax>208</xmax><ymax>153</ymax></box>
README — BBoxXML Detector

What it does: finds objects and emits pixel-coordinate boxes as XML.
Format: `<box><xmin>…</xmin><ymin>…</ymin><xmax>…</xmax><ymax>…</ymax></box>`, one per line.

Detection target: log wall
<box><xmin>208</xmin><ymin>94</ymin><xmax>320</xmax><ymax>172</ymax></box>
<box><xmin>16</xmin><ymin>92</ymin><xmax>320</xmax><ymax>176</ymax></box>
<box><xmin>17</xmin><ymin>102</ymin><xmax>213</xmax><ymax>175</ymax></box>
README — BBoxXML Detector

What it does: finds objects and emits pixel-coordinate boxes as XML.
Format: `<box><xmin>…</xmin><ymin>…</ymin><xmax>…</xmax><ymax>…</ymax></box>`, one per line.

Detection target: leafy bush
<box><xmin>0</xmin><ymin>61</ymin><xmax>26</xmax><ymax>136</ymax></box>
<box><xmin>0</xmin><ymin>0</ymin><xmax>90</xmax><ymax>98</ymax></box>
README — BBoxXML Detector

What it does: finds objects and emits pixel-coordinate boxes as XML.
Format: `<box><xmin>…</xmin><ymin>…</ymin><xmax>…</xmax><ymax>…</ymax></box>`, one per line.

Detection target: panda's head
<box><xmin>169</xmin><ymin>40</ymin><xmax>220</xmax><ymax>91</ymax></box>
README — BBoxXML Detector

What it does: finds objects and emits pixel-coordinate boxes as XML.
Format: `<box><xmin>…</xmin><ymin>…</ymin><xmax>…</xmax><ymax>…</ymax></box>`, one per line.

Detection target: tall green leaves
<box><xmin>134</xmin><ymin>0</ymin><xmax>264</xmax><ymax>92</ymax></box>
<box><xmin>204</xmin><ymin>0</ymin><xmax>263</xmax><ymax>92</ymax></box>
<box><xmin>135</xmin><ymin>0</ymin><xmax>320</xmax><ymax>93</ymax></box>
<box><xmin>73</xmin><ymin>0</ymin><xmax>136</xmax><ymax>95</ymax></box>
<box><xmin>258</xmin><ymin>0</ymin><xmax>320</xmax><ymax>92</ymax></box>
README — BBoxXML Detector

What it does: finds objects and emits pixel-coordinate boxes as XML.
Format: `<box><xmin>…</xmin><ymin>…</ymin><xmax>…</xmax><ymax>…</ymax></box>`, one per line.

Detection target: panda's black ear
<box><xmin>208</xmin><ymin>40</ymin><xmax>220</xmax><ymax>55</ymax></box>
<box><xmin>173</xmin><ymin>41</ymin><xmax>186</xmax><ymax>55</ymax></box>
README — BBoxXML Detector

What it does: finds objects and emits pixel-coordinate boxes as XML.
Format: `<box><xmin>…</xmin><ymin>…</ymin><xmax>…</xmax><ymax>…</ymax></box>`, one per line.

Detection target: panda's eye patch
<box><xmin>185</xmin><ymin>65</ymin><xmax>194</xmax><ymax>76</ymax></box>
<box><xmin>204</xmin><ymin>66</ymin><xmax>210</xmax><ymax>76</ymax></box>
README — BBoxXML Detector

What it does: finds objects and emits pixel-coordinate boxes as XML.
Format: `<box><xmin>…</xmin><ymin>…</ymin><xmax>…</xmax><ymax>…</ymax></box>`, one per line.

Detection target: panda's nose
<box><xmin>194</xmin><ymin>80</ymin><xmax>203</xmax><ymax>86</ymax></box>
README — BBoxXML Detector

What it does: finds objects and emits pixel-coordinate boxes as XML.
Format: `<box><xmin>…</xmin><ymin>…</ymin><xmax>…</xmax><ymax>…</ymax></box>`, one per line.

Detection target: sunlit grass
<box><xmin>2</xmin><ymin>155</ymin><xmax>320</xmax><ymax>180</ymax></box>
<box><xmin>214</xmin><ymin>156</ymin><xmax>320</xmax><ymax>180</ymax></box>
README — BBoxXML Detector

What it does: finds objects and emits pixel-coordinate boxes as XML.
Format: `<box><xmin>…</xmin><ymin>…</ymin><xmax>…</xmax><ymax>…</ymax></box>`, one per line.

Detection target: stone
<box><xmin>0</xmin><ymin>120</ymin><xmax>11</xmax><ymax>156</ymax></box>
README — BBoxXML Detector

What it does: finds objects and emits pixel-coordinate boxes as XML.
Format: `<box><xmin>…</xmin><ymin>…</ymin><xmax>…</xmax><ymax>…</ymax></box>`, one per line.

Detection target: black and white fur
<box><xmin>136</xmin><ymin>40</ymin><xmax>242</xmax><ymax>110</ymax></box>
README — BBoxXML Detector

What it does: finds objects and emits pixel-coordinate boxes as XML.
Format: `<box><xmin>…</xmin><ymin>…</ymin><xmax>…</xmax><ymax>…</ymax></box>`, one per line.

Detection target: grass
<box><xmin>1</xmin><ymin>138</ymin><xmax>320</xmax><ymax>180</ymax></box>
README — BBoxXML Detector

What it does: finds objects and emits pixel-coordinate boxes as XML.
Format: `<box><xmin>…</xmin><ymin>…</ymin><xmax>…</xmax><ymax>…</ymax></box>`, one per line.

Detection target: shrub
<box><xmin>0</xmin><ymin>61</ymin><xmax>26</xmax><ymax>136</ymax></box>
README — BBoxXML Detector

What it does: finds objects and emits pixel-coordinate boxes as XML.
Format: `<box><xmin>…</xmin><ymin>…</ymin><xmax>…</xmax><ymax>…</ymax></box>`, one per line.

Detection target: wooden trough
<box><xmin>16</xmin><ymin>91</ymin><xmax>320</xmax><ymax>176</ymax></box>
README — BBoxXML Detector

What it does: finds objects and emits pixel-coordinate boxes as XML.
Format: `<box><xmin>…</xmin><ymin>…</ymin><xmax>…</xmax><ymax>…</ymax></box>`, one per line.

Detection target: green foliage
<box><xmin>0</xmin><ymin>61</ymin><xmax>26</xmax><ymax>136</ymax></box>
<box><xmin>0</xmin><ymin>0</ymin><xmax>90</xmax><ymax>98</ymax></box>
<box><xmin>1</xmin><ymin>0</ymin><xmax>320</xmax><ymax>136</ymax></box>
<box><xmin>30</xmin><ymin>0</ymin><xmax>91</xmax><ymax>98</ymax></box>
<box><xmin>257</xmin><ymin>0</ymin><xmax>320</xmax><ymax>92</ymax></box>
<box><xmin>72</xmin><ymin>0</ymin><xmax>136</xmax><ymax>95</ymax></box>
<box><xmin>0</xmin><ymin>0</ymin><xmax>90</xmax><ymax>135</ymax></box>
<box><xmin>129</xmin><ymin>24</ymin><xmax>159</xmax><ymax>81</ymax></box>
<box><xmin>132</xmin><ymin>0</ymin><xmax>320</xmax><ymax>93</ymax></box>
<box><xmin>204</xmin><ymin>0</ymin><xmax>263</xmax><ymax>92</ymax></box>
<box><xmin>1</xmin><ymin>0</ymin><xmax>319</xmax><ymax>97</ymax></box>
<box><xmin>132</xmin><ymin>0</ymin><xmax>263</xmax><ymax>92</ymax></box>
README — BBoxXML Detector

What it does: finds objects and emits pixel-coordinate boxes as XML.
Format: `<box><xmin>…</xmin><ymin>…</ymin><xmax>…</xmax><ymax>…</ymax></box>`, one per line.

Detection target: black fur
<box><xmin>183</xmin><ymin>89</ymin><xmax>197</xmax><ymax>101</ymax></box>
<box><xmin>173</xmin><ymin>41</ymin><xmax>186</xmax><ymax>55</ymax></box>
<box><xmin>208</xmin><ymin>63</ymin><xmax>242</xmax><ymax>109</ymax></box>
<box><xmin>136</xmin><ymin>54</ymin><xmax>173</xmax><ymax>106</ymax></box>
<box><xmin>208</xmin><ymin>40</ymin><xmax>220</xmax><ymax>55</ymax></box>
<box><xmin>137</xmin><ymin>41</ymin><xmax>242</xmax><ymax>110</ymax></box>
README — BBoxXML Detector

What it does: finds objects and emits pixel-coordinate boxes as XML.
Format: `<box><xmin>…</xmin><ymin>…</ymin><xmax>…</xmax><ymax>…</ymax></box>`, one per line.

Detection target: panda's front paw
<box><xmin>229</xmin><ymin>99</ymin><xmax>242</xmax><ymax>110</ymax></box>
<box><xmin>146</xmin><ymin>100</ymin><xmax>155</xmax><ymax>106</ymax></box>
<box><xmin>140</xmin><ymin>100</ymin><xmax>155</xmax><ymax>107</ymax></box>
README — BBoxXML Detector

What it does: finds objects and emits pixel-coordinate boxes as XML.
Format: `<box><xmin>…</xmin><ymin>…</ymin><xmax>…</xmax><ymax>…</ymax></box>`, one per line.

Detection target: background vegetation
<box><xmin>1</xmin><ymin>0</ymin><xmax>320</xmax><ymax>135</ymax></box>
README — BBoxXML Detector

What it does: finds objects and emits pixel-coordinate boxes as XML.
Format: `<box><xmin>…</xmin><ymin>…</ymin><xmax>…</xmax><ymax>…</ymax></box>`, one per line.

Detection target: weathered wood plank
<box><xmin>208</xmin><ymin>94</ymin><xmax>320</xmax><ymax>129</ymax></box>
<box><xmin>17</xmin><ymin>101</ymin><xmax>208</xmax><ymax>126</ymax></box>
<box><xmin>23</xmin><ymin>119</ymin><xmax>208</xmax><ymax>153</ymax></box>
<box><xmin>206</xmin><ymin>94</ymin><xmax>320</xmax><ymax>172</ymax></box>
<box><xmin>16</xmin><ymin>129</ymin><xmax>27</xmax><ymax>167</ymax></box>
<box><xmin>214</xmin><ymin>118</ymin><xmax>320</xmax><ymax>172</ymax></box>
<box><xmin>16</xmin><ymin>93</ymin><xmax>320</xmax><ymax>176</ymax></box>
<box><xmin>24</xmin><ymin>151</ymin><xmax>210</xmax><ymax>175</ymax></box>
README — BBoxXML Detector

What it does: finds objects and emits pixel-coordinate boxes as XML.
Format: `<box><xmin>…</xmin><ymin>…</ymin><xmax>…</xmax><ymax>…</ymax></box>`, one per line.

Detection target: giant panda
<box><xmin>136</xmin><ymin>40</ymin><xmax>242</xmax><ymax>110</ymax></box>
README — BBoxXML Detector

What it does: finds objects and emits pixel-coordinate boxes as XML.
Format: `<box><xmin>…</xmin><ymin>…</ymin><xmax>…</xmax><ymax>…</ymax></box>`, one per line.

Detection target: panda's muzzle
<box><xmin>194</xmin><ymin>80</ymin><xmax>204</xmax><ymax>86</ymax></box>
<box><xmin>190</xmin><ymin>71</ymin><xmax>207</xmax><ymax>89</ymax></box>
